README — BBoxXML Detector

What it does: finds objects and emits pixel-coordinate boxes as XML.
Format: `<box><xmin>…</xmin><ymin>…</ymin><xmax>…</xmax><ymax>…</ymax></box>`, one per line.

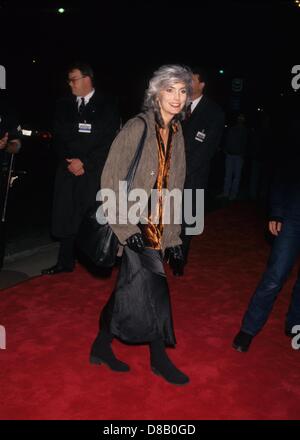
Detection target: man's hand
<box><xmin>72</xmin><ymin>168</ymin><xmax>85</xmax><ymax>176</ymax></box>
<box><xmin>269</xmin><ymin>220</ymin><xmax>282</xmax><ymax>236</ymax></box>
<box><xmin>0</xmin><ymin>132</ymin><xmax>8</xmax><ymax>150</ymax></box>
<box><xmin>66</xmin><ymin>158</ymin><xmax>85</xmax><ymax>176</ymax></box>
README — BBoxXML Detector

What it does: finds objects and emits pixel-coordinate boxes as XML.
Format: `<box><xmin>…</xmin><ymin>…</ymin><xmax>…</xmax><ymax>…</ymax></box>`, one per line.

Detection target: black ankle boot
<box><xmin>150</xmin><ymin>339</ymin><xmax>189</xmax><ymax>386</ymax></box>
<box><xmin>90</xmin><ymin>330</ymin><xmax>130</xmax><ymax>372</ymax></box>
<box><xmin>232</xmin><ymin>330</ymin><xmax>253</xmax><ymax>352</ymax></box>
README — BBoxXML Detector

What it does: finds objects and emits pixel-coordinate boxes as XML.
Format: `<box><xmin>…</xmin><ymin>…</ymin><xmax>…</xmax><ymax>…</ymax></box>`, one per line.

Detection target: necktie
<box><xmin>78</xmin><ymin>97</ymin><xmax>85</xmax><ymax>116</ymax></box>
<box><xmin>185</xmin><ymin>103</ymin><xmax>192</xmax><ymax>121</ymax></box>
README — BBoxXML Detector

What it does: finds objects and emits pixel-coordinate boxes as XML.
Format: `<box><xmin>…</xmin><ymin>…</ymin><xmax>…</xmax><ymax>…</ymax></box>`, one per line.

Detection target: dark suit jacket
<box><xmin>0</xmin><ymin>96</ymin><xmax>21</xmax><ymax>208</ymax></box>
<box><xmin>182</xmin><ymin>95</ymin><xmax>224</xmax><ymax>190</ymax></box>
<box><xmin>51</xmin><ymin>91</ymin><xmax>120</xmax><ymax>237</ymax></box>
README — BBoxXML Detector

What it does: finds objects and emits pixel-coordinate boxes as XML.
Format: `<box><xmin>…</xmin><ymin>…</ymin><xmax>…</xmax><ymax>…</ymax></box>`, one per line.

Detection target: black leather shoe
<box><xmin>151</xmin><ymin>364</ymin><xmax>189</xmax><ymax>386</ymax></box>
<box><xmin>41</xmin><ymin>264</ymin><xmax>74</xmax><ymax>275</ymax></box>
<box><xmin>90</xmin><ymin>335</ymin><xmax>130</xmax><ymax>372</ymax></box>
<box><xmin>90</xmin><ymin>353</ymin><xmax>130</xmax><ymax>372</ymax></box>
<box><xmin>149</xmin><ymin>338</ymin><xmax>189</xmax><ymax>385</ymax></box>
<box><xmin>232</xmin><ymin>330</ymin><xmax>253</xmax><ymax>352</ymax></box>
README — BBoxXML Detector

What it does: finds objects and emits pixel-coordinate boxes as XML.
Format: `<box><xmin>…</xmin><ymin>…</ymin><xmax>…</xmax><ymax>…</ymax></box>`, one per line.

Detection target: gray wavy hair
<box><xmin>143</xmin><ymin>64</ymin><xmax>193</xmax><ymax>126</ymax></box>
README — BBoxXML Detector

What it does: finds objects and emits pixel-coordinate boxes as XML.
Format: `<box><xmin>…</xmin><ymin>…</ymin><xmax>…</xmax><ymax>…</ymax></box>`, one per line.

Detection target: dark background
<box><xmin>0</xmin><ymin>0</ymin><xmax>299</xmax><ymax>246</ymax></box>
<box><xmin>1</xmin><ymin>0</ymin><xmax>297</xmax><ymax>122</ymax></box>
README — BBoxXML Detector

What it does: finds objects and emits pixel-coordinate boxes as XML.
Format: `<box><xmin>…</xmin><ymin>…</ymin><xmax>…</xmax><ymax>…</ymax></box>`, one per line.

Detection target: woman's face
<box><xmin>158</xmin><ymin>82</ymin><xmax>187</xmax><ymax>123</ymax></box>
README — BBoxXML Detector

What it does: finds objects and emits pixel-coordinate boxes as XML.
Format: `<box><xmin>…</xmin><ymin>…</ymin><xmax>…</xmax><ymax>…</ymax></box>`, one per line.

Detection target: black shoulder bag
<box><xmin>76</xmin><ymin>117</ymin><xmax>147</xmax><ymax>267</ymax></box>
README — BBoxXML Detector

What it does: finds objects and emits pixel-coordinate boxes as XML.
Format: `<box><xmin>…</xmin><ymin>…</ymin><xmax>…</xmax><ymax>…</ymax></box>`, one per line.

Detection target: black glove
<box><xmin>165</xmin><ymin>245</ymin><xmax>184</xmax><ymax>276</ymax></box>
<box><xmin>165</xmin><ymin>245</ymin><xmax>184</xmax><ymax>263</ymax></box>
<box><xmin>126</xmin><ymin>233</ymin><xmax>145</xmax><ymax>253</ymax></box>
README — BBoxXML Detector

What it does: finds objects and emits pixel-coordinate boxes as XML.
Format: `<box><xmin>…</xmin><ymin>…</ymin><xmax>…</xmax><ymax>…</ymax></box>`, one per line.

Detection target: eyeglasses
<box><xmin>67</xmin><ymin>75</ymin><xmax>86</xmax><ymax>84</ymax></box>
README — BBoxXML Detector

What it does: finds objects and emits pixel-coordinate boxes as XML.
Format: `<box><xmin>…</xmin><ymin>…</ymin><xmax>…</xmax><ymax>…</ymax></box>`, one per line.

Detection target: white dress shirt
<box><xmin>77</xmin><ymin>89</ymin><xmax>95</xmax><ymax>109</ymax></box>
<box><xmin>191</xmin><ymin>94</ymin><xmax>203</xmax><ymax>113</ymax></box>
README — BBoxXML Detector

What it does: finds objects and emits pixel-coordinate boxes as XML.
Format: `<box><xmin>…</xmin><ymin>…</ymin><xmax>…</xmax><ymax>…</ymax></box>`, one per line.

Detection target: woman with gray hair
<box><xmin>90</xmin><ymin>64</ymin><xmax>193</xmax><ymax>385</ymax></box>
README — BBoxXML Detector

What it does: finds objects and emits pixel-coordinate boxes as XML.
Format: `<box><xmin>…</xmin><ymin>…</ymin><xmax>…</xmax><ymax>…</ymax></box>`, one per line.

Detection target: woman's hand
<box><xmin>126</xmin><ymin>233</ymin><xmax>145</xmax><ymax>253</ymax></box>
<box><xmin>165</xmin><ymin>245</ymin><xmax>184</xmax><ymax>276</ymax></box>
<box><xmin>165</xmin><ymin>245</ymin><xmax>184</xmax><ymax>263</ymax></box>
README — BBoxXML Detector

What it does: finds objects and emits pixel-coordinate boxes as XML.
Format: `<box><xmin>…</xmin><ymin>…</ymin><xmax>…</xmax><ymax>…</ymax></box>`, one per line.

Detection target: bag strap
<box><xmin>125</xmin><ymin>116</ymin><xmax>147</xmax><ymax>192</ymax></box>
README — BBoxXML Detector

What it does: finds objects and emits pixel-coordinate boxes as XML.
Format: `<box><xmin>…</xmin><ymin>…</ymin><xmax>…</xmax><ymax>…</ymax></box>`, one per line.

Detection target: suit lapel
<box><xmin>189</xmin><ymin>95</ymin><xmax>207</xmax><ymax>122</ymax></box>
<box><xmin>85</xmin><ymin>91</ymin><xmax>98</xmax><ymax>110</ymax></box>
<box><xmin>69</xmin><ymin>96</ymin><xmax>79</xmax><ymax>119</ymax></box>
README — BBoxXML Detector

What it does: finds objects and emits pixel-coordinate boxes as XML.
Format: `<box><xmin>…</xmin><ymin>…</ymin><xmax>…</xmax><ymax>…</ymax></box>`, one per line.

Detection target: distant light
<box><xmin>219</xmin><ymin>69</ymin><xmax>224</xmax><ymax>75</ymax></box>
<box><xmin>280</xmin><ymin>93</ymin><xmax>284</xmax><ymax>97</ymax></box>
<box><xmin>21</xmin><ymin>130</ymin><xmax>32</xmax><ymax>136</ymax></box>
<box><xmin>32</xmin><ymin>59</ymin><xmax>36</xmax><ymax>63</ymax></box>
<box><xmin>257</xmin><ymin>108</ymin><xmax>263</xmax><ymax>112</ymax></box>
<box><xmin>58</xmin><ymin>7</ymin><xmax>65</xmax><ymax>13</ymax></box>
<box><xmin>41</xmin><ymin>132</ymin><xmax>52</xmax><ymax>140</ymax></box>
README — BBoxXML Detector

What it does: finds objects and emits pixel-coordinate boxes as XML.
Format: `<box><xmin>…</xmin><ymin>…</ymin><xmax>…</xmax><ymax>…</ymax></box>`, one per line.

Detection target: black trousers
<box><xmin>180</xmin><ymin>185</ymin><xmax>198</xmax><ymax>264</ymax></box>
<box><xmin>180</xmin><ymin>232</ymin><xmax>192</xmax><ymax>264</ymax></box>
<box><xmin>180</xmin><ymin>182</ymin><xmax>208</xmax><ymax>264</ymax></box>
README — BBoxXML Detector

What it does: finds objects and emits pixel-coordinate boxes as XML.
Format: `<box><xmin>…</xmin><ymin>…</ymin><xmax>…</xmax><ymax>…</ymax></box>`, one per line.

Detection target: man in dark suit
<box><xmin>178</xmin><ymin>67</ymin><xmax>225</xmax><ymax>274</ymax></box>
<box><xmin>0</xmin><ymin>94</ymin><xmax>22</xmax><ymax>162</ymax></box>
<box><xmin>42</xmin><ymin>63</ymin><xmax>120</xmax><ymax>275</ymax></box>
<box><xmin>0</xmin><ymin>95</ymin><xmax>22</xmax><ymax>268</ymax></box>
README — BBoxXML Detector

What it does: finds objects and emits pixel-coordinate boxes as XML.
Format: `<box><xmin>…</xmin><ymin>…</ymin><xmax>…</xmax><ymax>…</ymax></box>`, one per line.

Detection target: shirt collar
<box><xmin>77</xmin><ymin>89</ymin><xmax>95</xmax><ymax>105</ymax></box>
<box><xmin>191</xmin><ymin>94</ymin><xmax>203</xmax><ymax>112</ymax></box>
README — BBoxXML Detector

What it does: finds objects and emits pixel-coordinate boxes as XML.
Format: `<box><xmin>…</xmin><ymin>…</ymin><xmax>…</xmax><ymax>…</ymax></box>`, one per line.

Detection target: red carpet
<box><xmin>1</xmin><ymin>202</ymin><xmax>300</xmax><ymax>420</ymax></box>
